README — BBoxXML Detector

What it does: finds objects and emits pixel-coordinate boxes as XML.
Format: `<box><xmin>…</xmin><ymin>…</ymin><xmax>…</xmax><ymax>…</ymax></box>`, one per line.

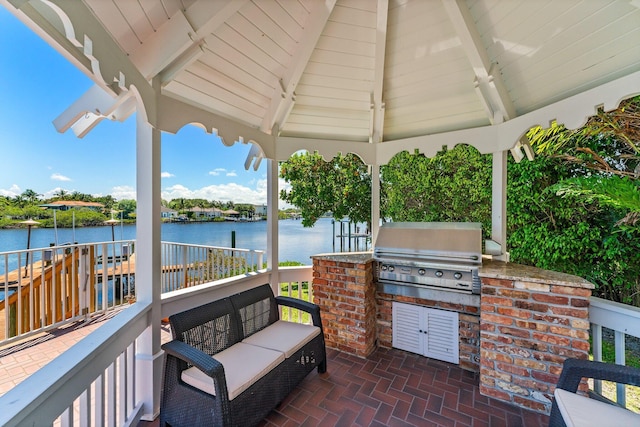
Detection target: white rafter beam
<box><xmin>261</xmin><ymin>0</ymin><xmax>337</xmax><ymax>134</ymax></box>
<box><xmin>442</xmin><ymin>0</ymin><xmax>515</xmax><ymax>122</ymax></box>
<box><xmin>443</xmin><ymin>0</ymin><xmax>533</xmax><ymax>161</ymax></box>
<box><xmin>129</xmin><ymin>0</ymin><xmax>248</xmax><ymax>81</ymax></box>
<box><xmin>370</xmin><ymin>0</ymin><xmax>388</xmax><ymax>144</ymax></box>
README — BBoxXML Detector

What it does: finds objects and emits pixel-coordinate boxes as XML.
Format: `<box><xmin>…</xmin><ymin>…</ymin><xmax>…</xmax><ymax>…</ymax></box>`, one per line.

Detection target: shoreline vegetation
<box><xmin>0</xmin><ymin>192</ymin><xmax>304</xmax><ymax>229</ymax></box>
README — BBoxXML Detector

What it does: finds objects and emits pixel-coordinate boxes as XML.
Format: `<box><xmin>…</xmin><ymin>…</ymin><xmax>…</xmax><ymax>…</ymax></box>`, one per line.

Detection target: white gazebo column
<box><xmin>134</xmin><ymin>107</ymin><xmax>163</xmax><ymax>420</ymax></box>
<box><xmin>267</xmin><ymin>158</ymin><xmax>279</xmax><ymax>294</ymax></box>
<box><xmin>490</xmin><ymin>151</ymin><xmax>508</xmax><ymax>261</ymax></box>
<box><xmin>371</xmin><ymin>163</ymin><xmax>380</xmax><ymax>245</ymax></box>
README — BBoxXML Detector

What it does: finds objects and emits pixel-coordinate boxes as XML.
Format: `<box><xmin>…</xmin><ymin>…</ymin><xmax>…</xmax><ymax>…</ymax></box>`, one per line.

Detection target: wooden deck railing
<box><xmin>0</xmin><ymin>241</ymin><xmax>264</xmax><ymax>346</ymax></box>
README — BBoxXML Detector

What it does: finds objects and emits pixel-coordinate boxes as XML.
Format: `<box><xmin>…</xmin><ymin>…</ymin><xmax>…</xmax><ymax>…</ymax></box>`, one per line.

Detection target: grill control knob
<box><xmin>454</xmin><ymin>272</ymin><xmax>463</xmax><ymax>280</ymax></box>
<box><xmin>418</xmin><ymin>268</ymin><xmax>426</xmax><ymax>276</ymax></box>
<box><xmin>381</xmin><ymin>265</ymin><xmax>388</xmax><ymax>271</ymax></box>
<box><xmin>388</xmin><ymin>266</ymin><xmax>395</xmax><ymax>272</ymax></box>
<box><xmin>435</xmin><ymin>270</ymin><xmax>443</xmax><ymax>278</ymax></box>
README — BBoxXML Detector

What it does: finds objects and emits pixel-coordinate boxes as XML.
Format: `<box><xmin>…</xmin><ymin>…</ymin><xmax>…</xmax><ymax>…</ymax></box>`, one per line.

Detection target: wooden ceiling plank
<box><xmin>260</xmin><ymin>0</ymin><xmax>337</xmax><ymax>133</ymax></box>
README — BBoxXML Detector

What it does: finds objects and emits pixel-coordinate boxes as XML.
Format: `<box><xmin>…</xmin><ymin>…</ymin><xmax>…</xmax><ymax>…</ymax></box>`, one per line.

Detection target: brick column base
<box><xmin>311</xmin><ymin>254</ymin><xmax>376</xmax><ymax>357</ymax></box>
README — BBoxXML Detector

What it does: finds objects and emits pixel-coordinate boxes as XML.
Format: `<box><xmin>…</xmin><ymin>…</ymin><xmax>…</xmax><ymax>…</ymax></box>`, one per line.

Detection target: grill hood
<box><xmin>373</xmin><ymin>222</ymin><xmax>482</xmax><ymax>265</ymax></box>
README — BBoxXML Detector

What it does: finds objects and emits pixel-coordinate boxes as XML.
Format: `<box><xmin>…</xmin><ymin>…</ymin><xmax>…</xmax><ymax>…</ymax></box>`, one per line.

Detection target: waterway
<box><xmin>0</xmin><ymin>217</ymin><xmax>370</xmax><ymax>266</ymax></box>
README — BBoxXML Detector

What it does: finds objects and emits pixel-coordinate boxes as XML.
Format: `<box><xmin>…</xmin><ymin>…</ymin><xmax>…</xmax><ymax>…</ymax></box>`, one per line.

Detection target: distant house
<box><xmin>161</xmin><ymin>206</ymin><xmax>178</xmax><ymax>219</ymax></box>
<box><xmin>222</xmin><ymin>209</ymin><xmax>240</xmax><ymax>220</ymax></box>
<box><xmin>40</xmin><ymin>200</ymin><xmax>105</xmax><ymax>211</ymax></box>
<box><xmin>254</xmin><ymin>204</ymin><xmax>267</xmax><ymax>217</ymax></box>
<box><xmin>187</xmin><ymin>207</ymin><xmax>222</xmax><ymax>220</ymax></box>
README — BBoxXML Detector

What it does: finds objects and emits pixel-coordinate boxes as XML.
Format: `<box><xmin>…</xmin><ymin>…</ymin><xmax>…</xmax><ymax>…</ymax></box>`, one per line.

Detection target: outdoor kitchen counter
<box><xmin>479</xmin><ymin>259</ymin><xmax>595</xmax><ymax>290</ymax></box>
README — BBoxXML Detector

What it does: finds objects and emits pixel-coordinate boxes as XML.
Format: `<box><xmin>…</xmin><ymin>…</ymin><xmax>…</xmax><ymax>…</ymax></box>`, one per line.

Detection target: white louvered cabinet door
<box><xmin>392</xmin><ymin>302</ymin><xmax>459</xmax><ymax>364</ymax></box>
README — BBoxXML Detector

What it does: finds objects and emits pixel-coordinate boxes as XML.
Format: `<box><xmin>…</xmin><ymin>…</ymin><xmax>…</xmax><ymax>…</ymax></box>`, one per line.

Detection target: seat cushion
<box><xmin>181</xmin><ymin>342</ymin><xmax>284</xmax><ymax>400</ymax></box>
<box><xmin>554</xmin><ymin>388</ymin><xmax>640</xmax><ymax>427</ymax></box>
<box><xmin>242</xmin><ymin>320</ymin><xmax>321</xmax><ymax>358</ymax></box>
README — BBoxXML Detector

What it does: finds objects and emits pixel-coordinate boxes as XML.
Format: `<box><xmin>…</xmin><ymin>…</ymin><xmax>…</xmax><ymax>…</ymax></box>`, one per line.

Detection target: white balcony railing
<box><xmin>589</xmin><ymin>296</ymin><xmax>640</xmax><ymax>407</ymax></box>
<box><xmin>0</xmin><ymin>265</ymin><xmax>313</xmax><ymax>426</ymax></box>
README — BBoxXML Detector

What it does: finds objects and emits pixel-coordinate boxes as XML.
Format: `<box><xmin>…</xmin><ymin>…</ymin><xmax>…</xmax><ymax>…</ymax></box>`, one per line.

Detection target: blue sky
<box><xmin>0</xmin><ymin>7</ymin><xmax>281</xmax><ymax>206</ymax></box>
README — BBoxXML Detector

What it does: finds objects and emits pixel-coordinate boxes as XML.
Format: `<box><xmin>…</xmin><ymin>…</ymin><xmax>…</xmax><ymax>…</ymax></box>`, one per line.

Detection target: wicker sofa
<box><xmin>549</xmin><ymin>358</ymin><xmax>640</xmax><ymax>427</ymax></box>
<box><xmin>160</xmin><ymin>284</ymin><xmax>327</xmax><ymax>427</ymax></box>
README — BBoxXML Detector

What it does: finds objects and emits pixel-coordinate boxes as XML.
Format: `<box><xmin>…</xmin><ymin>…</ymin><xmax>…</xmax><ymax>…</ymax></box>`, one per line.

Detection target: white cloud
<box><xmin>162</xmin><ymin>178</ymin><xmax>293</xmax><ymax>209</ymax></box>
<box><xmin>208</xmin><ymin>168</ymin><xmax>227</xmax><ymax>176</ymax></box>
<box><xmin>161</xmin><ymin>172</ymin><xmax>175</xmax><ymax>178</ymax></box>
<box><xmin>51</xmin><ymin>173</ymin><xmax>71</xmax><ymax>182</ymax></box>
<box><xmin>226</xmin><ymin>171</ymin><xmax>237</xmax><ymax>177</ymax></box>
<box><xmin>0</xmin><ymin>184</ymin><xmax>21</xmax><ymax>197</ymax></box>
<box><xmin>111</xmin><ymin>185</ymin><xmax>136</xmax><ymax>200</ymax></box>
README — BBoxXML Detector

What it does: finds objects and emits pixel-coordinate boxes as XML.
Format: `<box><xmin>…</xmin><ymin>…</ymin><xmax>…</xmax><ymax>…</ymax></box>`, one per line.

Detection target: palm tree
<box><xmin>21</xmin><ymin>189</ymin><xmax>42</xmax><ymax>204</ymax></box>
<box><xmin>53</xmin><ymin>189</ymin><xmax>69</xmax><ymax>200</ymax></box>
<box><xmin>528</xmin><ymin>96</ymin><xmax>640</xmax><ymax>226</ymax></box>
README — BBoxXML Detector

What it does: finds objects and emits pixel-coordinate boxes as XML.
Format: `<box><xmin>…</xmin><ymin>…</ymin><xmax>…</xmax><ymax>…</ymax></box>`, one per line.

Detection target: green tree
<box><xmin>117</xmin><ymin>199</ymin><xmax>137</xmax><ymax>219</ymax></box>
<box><xmin>53</xmin><ymin>189</ymin><xmax>69</xmax><ymax>200</ymax></box>
<box><xmin>381</xmin><ymin>145</ymin><xmax>492</xmax><ymax>238</ymax></box>
<box><xmin>527</xmin><ymin>96</ymin><xmax>640</xmax><ymax>226</ymax></box>
<box><xmin>21</xmin><ymin>189</ymin><xmax>42</xmax><ymax>204</ymax></box>
<box><xmin>280</xmin><ymin>152</ymin><xmax>371</xmax><ymax>227</ymax></box>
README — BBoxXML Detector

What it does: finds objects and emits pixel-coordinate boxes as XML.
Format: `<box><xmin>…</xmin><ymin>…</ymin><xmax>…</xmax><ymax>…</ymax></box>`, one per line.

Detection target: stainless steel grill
<box><xmin>374</xmin><ymin>222</ymin><xmax>482</xmax><ymax>294</ymax></box>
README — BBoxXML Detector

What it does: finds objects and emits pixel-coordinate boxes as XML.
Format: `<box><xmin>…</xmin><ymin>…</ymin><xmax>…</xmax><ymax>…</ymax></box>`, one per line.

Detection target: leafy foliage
<box><xmin>507</xmin><ymin>151</ymin><xmax>640</xmax><ymax>305</ymax></box>
<box><xmin>280</xmin><ymin>152</ymin><xmax>371</xmax><ymax>227</ymax></box>
<box><xmin>381</xmin><ymin>145</ymin><xmax>492</xmax><ymax>239</ymax></box>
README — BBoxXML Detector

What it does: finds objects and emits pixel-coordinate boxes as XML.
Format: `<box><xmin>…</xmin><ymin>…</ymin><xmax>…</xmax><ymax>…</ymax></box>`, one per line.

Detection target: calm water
<box><xmin>0</xmin><ymin>217</ymin><xmax>369</xmax><ymax>265</ymax></box>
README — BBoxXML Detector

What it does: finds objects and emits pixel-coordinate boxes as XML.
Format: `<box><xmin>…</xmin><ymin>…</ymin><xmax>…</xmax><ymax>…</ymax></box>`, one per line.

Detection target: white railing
<box><xmin>0</xmin><ymin>301</ymin><xmax>150</xmax><ymax>427</ymax></box>
<box><xmin>589</xmin><ymin>296</ymin><xmax>640</xmax><ymax>407</ymax></box>
<box><xmin>0</xmin><ymin>241</ymin><xmax>135</xmax><ymax>346</ymax></box>
<box><xmin>160</xmin><ymin>241</ymin><xmax>264</xmax><ymax>292</ymax></box>
<box><xmin>0</xmin><ymin>266</ymin><xmax>312</xmax><ymax>426</ymax></box>
<box><xmin>0</xmin><ymin>241</ymin><xmax>265</xmax><ymax>347</ymax></box>
<box><xmin>277</xmin><ymin>265</ymin><xmax>314</xmax><ymax>323</ymax></box>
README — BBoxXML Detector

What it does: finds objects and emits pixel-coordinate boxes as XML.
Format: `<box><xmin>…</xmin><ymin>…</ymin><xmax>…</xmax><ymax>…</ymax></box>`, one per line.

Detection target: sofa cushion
<box><xmin>554</xmin><ymin>388</ymin><xmax>640</xmax><ymax>427</ymax></box>
<box><xmin>182</xmin><ymin>342</ymin><xmax>284</xmax><ymax>400</ymax></box>
<box><xmin>241</xmin><ymin>320</ymin><xmax>321</xmax><ymax>358</ymax></box>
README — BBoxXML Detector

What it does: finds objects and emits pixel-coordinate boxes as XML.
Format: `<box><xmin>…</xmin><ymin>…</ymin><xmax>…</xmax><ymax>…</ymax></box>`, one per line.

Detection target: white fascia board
<box><xmin>275</xmin><ymin>136</ymin><xmax>376</xmax><ymax>165</ymax></box>
<box><xmin>157</xmin><ymin>94</ymin><xmax>275</xmax><ymax>159</ymax></box>
<box><xmin>376</xmin><ymin>69</ymin><xmax>640</xmax><ymax>164</ymax></box>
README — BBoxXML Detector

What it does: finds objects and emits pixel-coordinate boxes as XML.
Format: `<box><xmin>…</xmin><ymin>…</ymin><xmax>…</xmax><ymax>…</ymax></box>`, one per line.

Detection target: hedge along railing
<box><xmin>589</xmin><ymin>296</ymin><xmax>640</xmax><ymax>407</ymax></box>
<box><xmin>160</xmin><ymin>242</ymin><xmax>264</xmax><ymax>293</ymax></box>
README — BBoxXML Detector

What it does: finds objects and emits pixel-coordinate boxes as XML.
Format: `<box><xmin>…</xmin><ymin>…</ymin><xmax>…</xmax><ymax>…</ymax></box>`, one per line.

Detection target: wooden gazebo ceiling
<box><xmin>4</xmin><ymin>0</ymin><xmax>640</xmax><ymax>161</ymax></box>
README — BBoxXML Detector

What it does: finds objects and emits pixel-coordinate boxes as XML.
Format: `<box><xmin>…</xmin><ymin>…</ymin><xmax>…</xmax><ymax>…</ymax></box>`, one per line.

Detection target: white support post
<box><xmin>134</xmin><ymin>97</ymin><xmax>163</xmax><ymax>421</ymax></box>
<box><xmin>267</xmin><ymin>159</ymin><xmax>279</xmax><ymax>295</ymax></box>
<box><xmin>491</xmin><ymin>151</ymin><xmax>508</xmax><ymax>261</ymax></box>
<box><xmin>371</xmin><ymin>163</ymin><xmax>380</xmax><ymax>246</ymax></box>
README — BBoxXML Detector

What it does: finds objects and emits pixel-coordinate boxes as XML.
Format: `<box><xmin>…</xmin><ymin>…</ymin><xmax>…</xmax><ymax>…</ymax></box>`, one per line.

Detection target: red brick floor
<box><xmin>141</xmin><ymin>346</ymin><xmax>549</xmax><ymax>427</ymax></box>
<box><xmin>256</xmin><ymin>348</ymin><xmax>549</xmax><ymax>427</ymax></box>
